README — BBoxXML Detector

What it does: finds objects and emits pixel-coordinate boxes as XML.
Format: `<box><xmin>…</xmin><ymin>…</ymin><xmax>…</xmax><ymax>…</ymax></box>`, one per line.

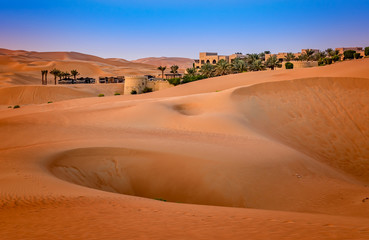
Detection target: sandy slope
<box><xmin>0</xmin><ymin>59</ymin><xmax>369</xmax><ymax>239</ymax></box>
<box><xmin>0</xmin><ymin>85</ymin><xmax>125</xmax><ymax>105</ymax></box>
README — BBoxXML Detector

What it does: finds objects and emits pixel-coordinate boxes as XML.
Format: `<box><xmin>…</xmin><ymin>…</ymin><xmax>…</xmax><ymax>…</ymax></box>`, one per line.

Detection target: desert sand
<box><xmin>0</xmin><ymin>57</ymin><xmax>369</xmax><ymax>239</ymax></box>
<box><xmin>0</xmin><ymin>49</ymin><xmax>193</xmax><ymax>87</ymax></box>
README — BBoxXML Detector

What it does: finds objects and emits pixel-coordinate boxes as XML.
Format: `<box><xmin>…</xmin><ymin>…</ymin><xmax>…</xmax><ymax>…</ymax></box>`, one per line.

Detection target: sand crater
<box><xmin>49</xmin><ymin>147</ymin><xmax>245</xmax><ymax>207</ymax></box>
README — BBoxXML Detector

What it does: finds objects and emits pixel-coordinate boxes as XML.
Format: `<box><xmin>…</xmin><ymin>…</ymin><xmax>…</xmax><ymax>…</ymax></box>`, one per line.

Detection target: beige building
<box><xmin>335</xmin><ymin>47</ymin><xmax>365</xmax><ymax>59</ymax></box>
<box><xmin>123</xmin><ymin>76</ymin><xmax>172</xmax><ymax>95</ymax></box>
<box><xmin>194</xmin><ymin>52</ymin><xmax>246</xmax><ymax>68</ymax></box>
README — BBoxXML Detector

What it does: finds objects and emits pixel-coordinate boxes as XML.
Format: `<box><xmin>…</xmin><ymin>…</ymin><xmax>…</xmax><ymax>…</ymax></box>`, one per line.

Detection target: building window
<box><xmin>201</xmin><ymin>60</ymin><xmax>204</xmax><ymax>64</ymax></box>
<box><xmin>206</xmin><ymin>60</ymin><xmax>210</xmax><ymax>63</ymax></box>
<box><xmin>212</xmin><ymin>60</ymin><xmax>216</xmax><ymax>64</ymax></box>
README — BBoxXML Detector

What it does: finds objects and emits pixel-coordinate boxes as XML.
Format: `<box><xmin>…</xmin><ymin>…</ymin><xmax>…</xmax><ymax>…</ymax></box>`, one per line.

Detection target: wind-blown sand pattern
<box><xmin>0</xmin><ymin>58</ymin><xmax>369</xmax><ymax>239</ymax></box>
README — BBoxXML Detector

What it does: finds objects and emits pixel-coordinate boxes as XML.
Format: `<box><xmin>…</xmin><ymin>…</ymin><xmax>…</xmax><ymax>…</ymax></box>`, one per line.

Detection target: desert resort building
<box><xmin>265</xmin><ymin>47</ymin><xmax>365</xmax><ymax>62</ymax></box>
<box><xmin>194</xmin><ymin>52</ymin><xmax>247</xmax><ymax>68</ymax></box>
<box><xmin>194</xmin><ymin>47</ymin><xmax>366</xmax><ymax>69</ymax></box>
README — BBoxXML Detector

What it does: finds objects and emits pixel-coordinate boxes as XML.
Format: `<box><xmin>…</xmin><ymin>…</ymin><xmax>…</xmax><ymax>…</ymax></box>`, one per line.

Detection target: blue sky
<box><xmin>1</xmin><ymin>0</ymin><xmax>369</xmax><ymax>60</ymax></box>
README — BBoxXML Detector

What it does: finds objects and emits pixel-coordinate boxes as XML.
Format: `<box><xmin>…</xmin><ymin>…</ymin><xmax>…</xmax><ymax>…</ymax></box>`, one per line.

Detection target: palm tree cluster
<box><xmin>286</xmin><ymin>49</ymin><xmax>341</xmax><ymax>64</ymax></box>
<box><xmin>323</xmin><ymin>48</ymin><xmax>342</xmax><ymax>63</ymax></box>
<box><xmin>47</xmin><ymin>68</ymin><xmax>80</xmax><ymax>84</ymax></box>
<box><xmin>198</xmin><ymin>53</ymin><xmax>282</xmax><ymax>78</ymax></box>
<box><xmin>163</xmin><ymin>47</ymin><xmax>351</xmax><ymax>86</ymax></box>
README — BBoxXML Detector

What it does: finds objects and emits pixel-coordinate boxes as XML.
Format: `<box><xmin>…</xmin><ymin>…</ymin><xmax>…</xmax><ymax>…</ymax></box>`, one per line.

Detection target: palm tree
<box><xmin>298</xmin><ymin>53</ymin><xmax>308</xmax><ymax>61</ymax></box>
<box><xmin>304</xmin><ymin>49</ymin><xmax>316</xmax><ymax>61</ymax></box>
<box><xmin>170</xmin><ymin>65</ymin><xmax>179</xmax><ymax>78</ymax></box>
<box><xmin>157</xmin><ymin>66</ymin><xmax>167</xmax><ymax>80</ymax></box>
<box><xmin>231</xmin><ymin>58</ymin><xmax>247</xmax><ymax>73</ymax></box>
<box><xmin>314</xmin><ymin>51</ymin><xmax>327</xmax><ymax>61</ymax></box>
<box><xmin>284</xmin><ymin>52</ymin><xmax>296</xmax><ymax>61</ymax></box>
<box><xmin>41</xmin><ymin>70</ymin><xmax>48</xmax><ymax>85</ymax></box>
<box><xmin>185</xmin><ymin>67</ymin><xmax>197</xmax><ymax>77</ymax></box>
<box><xmin>44</xmin><ymin>70</ymin><xmax>48</xmax><ymax>84</ymax></box>
<box><xmin>57</xmin><ymin>71</ymin><xmax>63</xmax><ymax>81</ymax></box>
<box><xmin>41</xmin><ymin>70</ymin><xmax>45</xmax><ymax>85</ymax></box>
<box><xmin>326</xmin><ymin>49</ymin><xmax>342</xmax><ymax>62</ymax></box>
<box><xmin>65</xmin><ymin>72</ymin><xmax>71</xmax><ymax>80</ymax></box>
<box><xmin>249</xmin><ymin>59</ymin><xmax>265</xmax><ymax>71</ymax></box>
<box><xmin>50</xmin><ymin>68</ymin><xmax>61</xmax><ymax>85</ymax></box>
<box><xmin>200</xmin><ymin>63</ymin><xmax>214</xmax><ymax>78</ymax></box>
<box><xmin>215</xmin><ymin>59</ymin><xmax>231</xmax><ymax>76</ymax></box>
<box><xmin>325</xmin><ymin>48</ymin><xmax>334</xmax><ymax>57</ymax></box>
<box><xmin>71</xmin><ymin>69</ymin><xmax>79</xmax><ymax>84</ymax></box>
<box><xmin>246</xmin><ymin>53</ymin><xmax>259</xmax><ymax>65</ymax></box>
<box><xmin>265</xmin><ymin>55</ymin><xmax>281</xmax><ymax>70</ymax></box>
<box><xmin>59</xmin><ymin>72</ymin><xmax>65</xmax><ymax>80</ymax></box>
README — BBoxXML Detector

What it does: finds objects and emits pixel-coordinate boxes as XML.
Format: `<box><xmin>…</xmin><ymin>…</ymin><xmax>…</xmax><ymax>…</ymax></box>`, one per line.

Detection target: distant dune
<box><xmin>132</xmin><ymin>57</ymin><xmax>194</xmax><ymax>69</ymax></box>
<box><xmin>0</xmin><ymin>48</ymin><xmax>161</xmax><ymax>86</ymax></box>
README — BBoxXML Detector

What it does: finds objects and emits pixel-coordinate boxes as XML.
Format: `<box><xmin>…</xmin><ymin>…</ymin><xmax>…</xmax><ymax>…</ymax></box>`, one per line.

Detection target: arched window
<box><xmin>206</xmin><ymin>60</ymin><xmax>210</xmax><ymax>64</ymax></box>
<box><xmin>212</xmin><ymin>60</ymin><xmax>217</xmax><ymax>64</ymax></box>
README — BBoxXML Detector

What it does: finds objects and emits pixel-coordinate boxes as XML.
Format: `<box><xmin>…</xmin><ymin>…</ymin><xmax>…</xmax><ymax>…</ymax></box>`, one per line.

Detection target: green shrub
<box><xmin>331</xmin><ymin>55</ymin><xmax>340</xmax><ymax>62</ymax></box>
<box><xmin>131</xmin><ymin>90</ymin><xmax>137</xmax><ymax>95</ymax></box>
<box><xmin>285</xmin><ymin>62</ymin><xmax>294</xmax><ymax>69</ymax></box>
<box><xmin>365</xmin><ymin>47</ymin><xmax>369</xmax><ymax>56</ymax></box>
<box><xmin>142</xmin><ymin>87</ymin><xmax>153</xmax><ymax>93</ymax></box>
<box><xmin>13</xmin><ymin>105</ymin><xmax>20</xmax><ymax>109</ymax></box>
<box><xmin>47</xmin><ymin>101</ymin><xmax>53</xmax><ymax>104</ymax></box>
<box><xmin>319</xmin><ymin>57</ymin><xmax>333</xmax><ymax>66</ymax></box>
<box><xmin>354</xmin><ymin>53</ymin><xmax>362</xmax><ymax>59</ymax></box>
<box><xmin>343</xmin><ymin>50</ymin><xmax>356</xmax><ymax>60</ymax></box>
<box><xmin>318</xmin><ymin>58</ymin><xmax>325</xmax><ymax>66</ymax></box>
<box><xmin>181</xmin><ymin>75</ymin><xmax>207</xmax><ymax>84</ymax></box>
<box><xmin>167</xmin><ymin>78</ymin><xmax>181</xmax><ymax>86</ymax></box>
<box><xmin>155</xmin><ymin>198</ymin><xmax>167</xmax><ymax>202</ymax></box>
<box><xmin>8</xmin><ymin>106</ymin><xmax>12</xmax><ymax>108</ymax></box>
<box><xmin>98</xmin><ymin>94</ymin><xmax>104</xmax><ymax>97</ymax></box>
<box><xmin>114</xmin><ymin>92</ymin><xmax>121</xmax><ymax>96</ymax></box>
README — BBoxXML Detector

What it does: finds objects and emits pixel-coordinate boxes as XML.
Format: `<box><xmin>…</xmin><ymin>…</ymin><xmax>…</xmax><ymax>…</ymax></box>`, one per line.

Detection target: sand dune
<box><xmin>0</xmin><ymin>48</ymin><xmax>160</xmax><ymax>86</ymax></box>
<box><xmin>0</xmin><ymin>57</ymin><xmax>369</xmax><ymax>239</ymax></box>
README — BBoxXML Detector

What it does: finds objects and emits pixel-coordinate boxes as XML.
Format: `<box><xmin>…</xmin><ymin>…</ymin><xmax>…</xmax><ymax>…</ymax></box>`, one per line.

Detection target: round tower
<box><xmin>124</xmin><ymin>76</ymin><xmax>147</xmax><ymax>95</ymax></box>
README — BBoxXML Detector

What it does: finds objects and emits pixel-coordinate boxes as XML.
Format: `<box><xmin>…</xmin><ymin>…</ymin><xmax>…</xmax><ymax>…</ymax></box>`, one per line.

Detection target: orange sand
<box><xmin>0</xmin><ymin>48</ymin><xmax>193</xmax><ymax>86</ymax></box>
<box><xmin>0</xmin><ymin>56</ymin><xmax>369</xmax><ymax>239</ymax></box>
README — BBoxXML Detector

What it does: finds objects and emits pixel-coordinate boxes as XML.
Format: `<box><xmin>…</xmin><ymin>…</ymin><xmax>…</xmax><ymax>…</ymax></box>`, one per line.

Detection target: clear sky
<box><xmin>1</xmin><ymin>0</ymin><xmax>369</xmax><ymax>60</ymax></box>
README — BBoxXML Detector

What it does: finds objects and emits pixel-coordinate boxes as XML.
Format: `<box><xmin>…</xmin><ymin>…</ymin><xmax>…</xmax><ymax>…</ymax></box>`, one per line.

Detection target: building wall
<box><xmin>124</xmin><ymin>76</ymin><xmax>147</xmax><ymax>95</ymax></box>
<box><xmin>195</xmin><ymin>52</ymin><xmax>244</xmax><ymax>68</ymax></box>
<box><xmin>146</xmin><ymin>80</ymin><xmax>173</xmax><ymax>91</ymax></box>
<box><xmin>336</xmin><ymin>47</ymin><xmax>365</xmax><ymax>59</ymax></box>
<box><xmin>124</xmin><ymin>76</ymin><xmax>173</xmax><ymax>95</ymax></box>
